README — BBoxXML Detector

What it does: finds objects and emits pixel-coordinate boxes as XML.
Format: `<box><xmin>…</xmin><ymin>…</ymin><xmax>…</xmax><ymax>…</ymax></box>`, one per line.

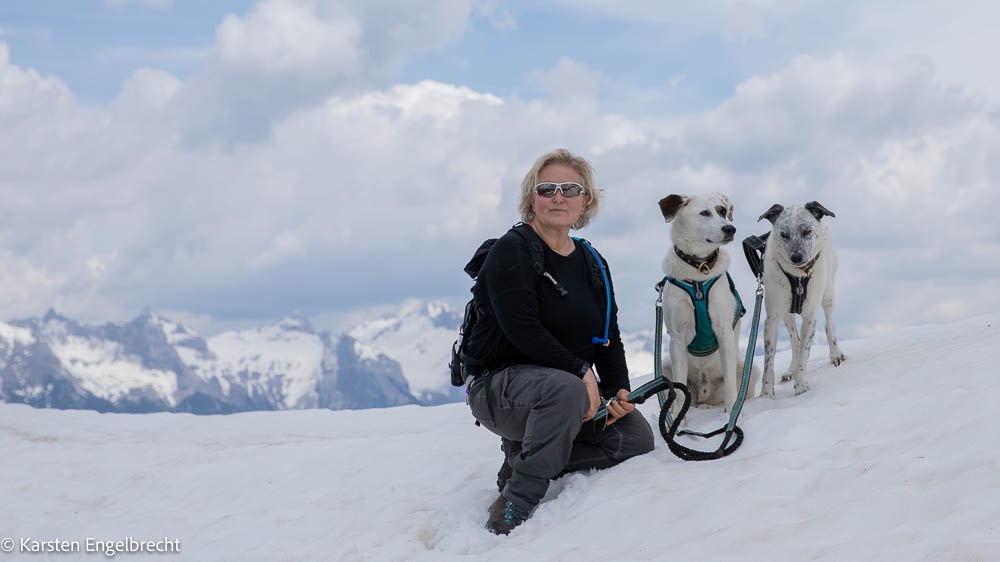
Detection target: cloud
<box><xmin>845</xmin><ymin>1</ymin><xmax>1000</xmax><ymax>100</ymax></box>
<box><xmin>214</xmin><ymin>1</ymin><xmax>364</xmax><ymax>74</ymax></box>
<box><xmin>528</xmin><ymin>57</ymin><xmax>606</xmax><ymax>102</ymax></box>
<box><xmin>3</xmin><ymin>1</ymin><xmax>1000</xmax><ymax>346</ymax></box>
<box><xmin>472</xmin><ymin>0</ymin><xmax>518</xmax><ymax>30</ymax></box>
<box><xmin>170</xmin><ymin>0</ymin><xmax>472</xmax><ymax>144</ymax></box>
<box><xmin>586</xmin><ymin>53</ymin><xmax>1000</xmax><ymax>335</ymax></box>
<box><xmin>111</xmin><ymin>67</ymin><xmax>183</xmax><ymax>116</ymax></box>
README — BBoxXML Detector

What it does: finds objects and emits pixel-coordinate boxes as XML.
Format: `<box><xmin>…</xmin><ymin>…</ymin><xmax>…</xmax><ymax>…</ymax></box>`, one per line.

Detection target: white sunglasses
<box><xmin>533</xmin><ymin>182</ymin><xmax>587</xmax><ymax>198</ymax></box>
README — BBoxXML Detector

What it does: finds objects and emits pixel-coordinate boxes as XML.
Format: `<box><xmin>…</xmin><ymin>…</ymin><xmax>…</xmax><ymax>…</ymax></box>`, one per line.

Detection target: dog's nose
<box><xmin>722</xmin><ymin>225</ymin><xmax>736</xmax><ymax>236</ymax></box>
<box><xmin>790</xmin><ymin>252</ymin><xmax>804</xmax><ymax>264</ymax></box>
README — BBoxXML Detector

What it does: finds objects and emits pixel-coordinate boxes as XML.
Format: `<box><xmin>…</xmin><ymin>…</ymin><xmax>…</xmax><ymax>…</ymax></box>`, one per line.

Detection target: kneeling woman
<box><xmin>464</xmin><ymin>148</ymin><xmax>655</xmax><ymax>535</ymax></box>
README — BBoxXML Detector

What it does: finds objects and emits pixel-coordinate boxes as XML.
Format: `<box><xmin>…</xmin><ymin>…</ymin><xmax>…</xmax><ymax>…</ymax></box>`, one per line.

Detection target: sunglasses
<box><xmin>533</xmin><ymin>182</ymin><xmax>587</xmax><ymax>198</ymax></box>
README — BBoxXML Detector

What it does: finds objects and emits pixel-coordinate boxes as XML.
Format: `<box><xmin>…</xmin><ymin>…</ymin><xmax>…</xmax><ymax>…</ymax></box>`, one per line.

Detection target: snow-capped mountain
<box><xmin>0</xmin><ymin>309</ymin><xmax>422</xmax><ymax>414</ymax></box>
<box><xmin>348</xmin><ymin>299</ymin><xmax>464</xmax><ymax>405</ymax></box>
<box><xmin>0</xmin><ymin>300</ymin><xmax>657</xmax><ymax>414</ymax></box>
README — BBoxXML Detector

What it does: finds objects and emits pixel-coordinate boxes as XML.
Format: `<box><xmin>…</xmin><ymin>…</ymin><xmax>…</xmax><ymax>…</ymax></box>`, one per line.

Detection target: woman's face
<box><xmin>530</xmin><ymin>163</ymin><xmax>591</xmax><ymax>231</ymax></box>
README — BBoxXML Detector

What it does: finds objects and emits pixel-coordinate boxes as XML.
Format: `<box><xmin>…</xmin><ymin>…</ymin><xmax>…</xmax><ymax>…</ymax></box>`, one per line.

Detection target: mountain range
<box><xmin>0</xmin><ymin>300</ymin><xmax>655</xmax><ymax>414</ymax></box>
<box><xmin>0</xmin><ymin>301</ymin><xmax>461</xmax><ymax>414</ymax></box>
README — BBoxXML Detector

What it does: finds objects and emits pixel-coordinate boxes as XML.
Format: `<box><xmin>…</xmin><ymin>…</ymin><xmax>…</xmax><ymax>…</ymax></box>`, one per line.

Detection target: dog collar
<box><xmin>789</xmin><ymin>252</ymin><xmax>821</xmax><ymax>277</ymax></box>
<box><xmin>674</xmin><ymin>246</ymin><xmax>719</xmax><ymax>275</ymax></box>
<box><xmin>777</xmin><ymin>253</ymin><xmax>821</xmax><ymax>314</ymax></box>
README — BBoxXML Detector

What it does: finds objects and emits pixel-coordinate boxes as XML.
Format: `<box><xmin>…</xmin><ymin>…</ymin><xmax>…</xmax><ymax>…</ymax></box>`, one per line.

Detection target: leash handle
<box><xmin>743</xmin><ymin>232</ymin><xmax>769</xmax><ymax>278</ymax></box>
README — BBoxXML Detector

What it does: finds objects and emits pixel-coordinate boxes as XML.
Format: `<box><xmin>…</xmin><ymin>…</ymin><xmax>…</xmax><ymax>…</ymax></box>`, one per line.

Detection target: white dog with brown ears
<box><xmin>757</xmin><ymin>201</ymin><xmax>847</xmax><ymax>397</ymax></box>
<box><xmin>658</xmin><ymin>193</ymin><xmax>759</xmax><ymax>414</ymax></box>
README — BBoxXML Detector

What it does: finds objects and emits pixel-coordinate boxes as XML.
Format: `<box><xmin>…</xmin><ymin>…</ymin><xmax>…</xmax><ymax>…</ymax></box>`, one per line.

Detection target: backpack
<box><xmin>449</xmin><ymin>223</ymin><xmax>610</xmax><ymax>387</ymax></box>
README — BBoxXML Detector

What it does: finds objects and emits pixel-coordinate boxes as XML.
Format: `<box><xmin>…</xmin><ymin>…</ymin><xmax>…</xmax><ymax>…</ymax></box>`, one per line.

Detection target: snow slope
<box><xmin>1</xmin><ymin>314</ymin><xmax>998</xmax><ymax>561</ymax></box>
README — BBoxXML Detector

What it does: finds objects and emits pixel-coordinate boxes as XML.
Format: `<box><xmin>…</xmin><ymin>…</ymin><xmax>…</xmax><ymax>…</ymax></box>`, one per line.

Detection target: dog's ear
<box><xmin>805</xmin><ymin>201</ymin><xmax>836</xmax><ymax>221</ymax></box>
<box><xmin>720</xmin><ymin>195</ymin><xmax>734</xmax><ymax>221</ymax></box>
<box><xmin>758</xmin><ymin>203</ymin><xmax>784</xmax><ymax>224</ymax></box>
<box><xmin>658</xmin><ymin>194</ymin><xmax>688</xmax><ymax>223</ymax></box>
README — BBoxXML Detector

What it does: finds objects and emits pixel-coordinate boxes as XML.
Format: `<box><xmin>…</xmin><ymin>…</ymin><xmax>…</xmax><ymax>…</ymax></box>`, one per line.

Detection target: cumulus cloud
<box><xmin>2</xmin><ymin>1</ymin><xmax>1000</xmax><ymax>345</ymax></box>
<box><xmin>587</xmin><ymin>53</ymin><xmax>1000</xmax><ymax>335</ymax></box>
<box><xmin>845</xmin><ymin>1</ymin><xmax>1000</xmax><ymax>101</ymax></box>
<box><xmin>171</xmin><ymin>0</ymin><xmax>471</xmax><ymax>144</ymax></box>
<box><xmin>111</xmin><ymin>67</ymin><xmax>183</xmax><ymax>116</ymax></box>
<box><xmin>529</xmin><ymin>57</ymin><xmax>606</xmax><ymax>102</ymax></box>
<box><xmin>214</xmin><ymin>0</ymin><xmax>363</xmax><ymax>73</ymax></box>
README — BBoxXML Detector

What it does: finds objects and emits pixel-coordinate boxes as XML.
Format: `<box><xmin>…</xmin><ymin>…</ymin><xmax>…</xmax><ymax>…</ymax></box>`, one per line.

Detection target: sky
<box><xmin>2</xmin><ymin>313</ymin><xmax>998</xmax><ymax>560</ymax></box>
<box><xmin>1</xmin><ymin>0</ymin><xmax>999</xmax><ymax>338</ymax></box>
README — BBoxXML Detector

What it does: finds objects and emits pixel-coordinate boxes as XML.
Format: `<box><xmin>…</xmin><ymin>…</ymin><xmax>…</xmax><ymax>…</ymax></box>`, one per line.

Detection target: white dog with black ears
<box><xmin>658</xmin><ymin>193</ymin><xmax>759</xmax><ymax>414</ymax></box>
<box><xmin>757</xmin><ymin>201</ymin><xmax>847</xmax><ymax>398</ymax></box>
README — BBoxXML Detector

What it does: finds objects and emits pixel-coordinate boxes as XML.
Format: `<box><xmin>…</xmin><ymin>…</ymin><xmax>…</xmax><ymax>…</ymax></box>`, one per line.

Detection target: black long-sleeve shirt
<box><xmin>464</xmin><ymin>227</ymin><xmax>630</xmax><ymax>398</ymax></box>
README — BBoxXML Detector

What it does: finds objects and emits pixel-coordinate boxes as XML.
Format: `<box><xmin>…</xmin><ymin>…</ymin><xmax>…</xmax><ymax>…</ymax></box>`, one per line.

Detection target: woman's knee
<box><xmin>542</xmin><ymin>370</ymin><xmax>589</xmax><ymax>414</ymax></box>
<box><xmin>621</xmin><ymin>411</ymin><xmax>656</xmax><ymax>457</ymax></box>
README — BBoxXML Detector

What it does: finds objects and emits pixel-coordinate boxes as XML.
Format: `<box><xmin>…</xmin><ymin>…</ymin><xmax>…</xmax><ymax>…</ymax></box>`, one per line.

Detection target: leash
<box><xmin>593</xmin><ymin>235</ymin><xmax>768</xmax><ymax>460</ymax></box>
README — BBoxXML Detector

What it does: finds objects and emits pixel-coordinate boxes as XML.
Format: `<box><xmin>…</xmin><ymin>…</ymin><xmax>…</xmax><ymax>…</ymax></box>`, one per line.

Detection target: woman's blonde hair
<box><xmin>517</xmin><ymin>148</ymin><xmax>601</xmax><ymax>230</ymax></box>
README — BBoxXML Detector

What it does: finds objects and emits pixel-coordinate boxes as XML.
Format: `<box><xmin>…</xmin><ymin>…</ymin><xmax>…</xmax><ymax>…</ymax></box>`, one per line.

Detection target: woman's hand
<box><xmin>604</xmin><ymin>389</ymin><xmax>636</xmax><ymax>426</ymax></box>
<box><xmin>581</xmin><ymin>369</ymin><xmax>601</xmax><ymax>421</ymax></box>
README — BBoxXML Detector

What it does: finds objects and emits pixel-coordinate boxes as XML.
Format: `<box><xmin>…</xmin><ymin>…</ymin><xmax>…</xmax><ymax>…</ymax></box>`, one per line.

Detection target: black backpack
<box><xmin>449</xmin><ymin>223</ymin><xmax>610</xmax><ymax>387</ymax></box>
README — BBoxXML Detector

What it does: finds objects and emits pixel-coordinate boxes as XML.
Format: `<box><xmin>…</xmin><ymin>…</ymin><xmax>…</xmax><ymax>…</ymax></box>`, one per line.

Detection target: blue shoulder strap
<box><xmin>574</xmin><ymin>238</ymin><xmax>612</xmax><ymax>346</ymax></box>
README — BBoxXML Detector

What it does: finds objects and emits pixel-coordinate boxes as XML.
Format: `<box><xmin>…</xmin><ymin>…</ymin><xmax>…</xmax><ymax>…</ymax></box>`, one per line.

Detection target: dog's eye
<box><xmin>700</xmin><ymin>210</ymin><xmax>711</xmax><ymax>217</ymax></box>
<box><xmin>801</xmin><ymin>228</ymin><xmax>813</xmax><ymax>237</ymax></box>
<box><xmin>780</xmin><ymin>231</ymin><xmax>790</xmax><ymax>239</ymax></box>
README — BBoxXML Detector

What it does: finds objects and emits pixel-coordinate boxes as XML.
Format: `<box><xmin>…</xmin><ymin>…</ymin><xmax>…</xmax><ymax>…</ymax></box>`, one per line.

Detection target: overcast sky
<box><xmin>1</xmin><ymin>0</ymin><xmax>998</xmax><ymax>339</ymax></box>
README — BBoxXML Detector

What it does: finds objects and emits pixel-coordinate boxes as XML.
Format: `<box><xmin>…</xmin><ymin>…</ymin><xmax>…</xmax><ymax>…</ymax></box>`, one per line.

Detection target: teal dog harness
<box><xmin>662</xmin><ymin>272</ymin><xmax>745</xmax><ymax>357</ymax></box>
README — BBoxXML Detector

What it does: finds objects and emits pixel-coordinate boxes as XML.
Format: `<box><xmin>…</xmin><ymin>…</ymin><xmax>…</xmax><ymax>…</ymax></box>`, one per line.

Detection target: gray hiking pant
<box><xmin>467</xmin><ymin>364</ymin><xmax>655</xmax><ymax>510</ymax></box>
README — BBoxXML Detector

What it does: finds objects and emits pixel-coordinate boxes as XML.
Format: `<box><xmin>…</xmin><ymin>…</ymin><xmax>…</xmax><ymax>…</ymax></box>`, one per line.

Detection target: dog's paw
<box><xmin>793</xmin><ymin>382</ymin><xmax>810</xmax><ymax>396</ymax></box>
<box><xmin>830</xmin><ymin>350</ymin><xmax>846</xmax><ymax>366</ymax></box>
<box><xmin>780</xmin><ymin>372</ymin><xmax>794</xmax><ymax>384</ymax></box>
<box><xmin>761</xmin><ymin>385</ymin><xmax>775</xmax><ymax>399</ymax></box>
<box><xmin>694</xmin><ymin>403</ymin><xmax>714</xmax><ymax>410</ymax></box>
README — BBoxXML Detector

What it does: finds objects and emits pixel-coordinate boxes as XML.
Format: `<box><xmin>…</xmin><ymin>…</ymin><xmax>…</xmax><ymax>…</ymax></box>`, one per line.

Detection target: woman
<box><xmin>464</xmin><ymin>148</ymin><xmax>655</xmax><ymax>535</ymax></box>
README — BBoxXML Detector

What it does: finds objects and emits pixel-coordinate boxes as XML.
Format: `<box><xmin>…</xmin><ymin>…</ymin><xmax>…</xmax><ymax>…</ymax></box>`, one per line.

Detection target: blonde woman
<box><xmin>464</xmin><ymin>148</ymin><xmax>654</xmax><ymax>535</ymax></box>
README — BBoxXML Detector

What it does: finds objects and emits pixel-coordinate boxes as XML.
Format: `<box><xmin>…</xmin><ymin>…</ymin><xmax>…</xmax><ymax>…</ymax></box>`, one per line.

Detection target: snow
<box><xmin>0</xmin><ymin>321</ymin><xmax>35</xmax><ymax>347</ymax></box>
<box><xmin>193</xmin><ymin>323</ymin><xmax>326</xmax><ymax>408</ymax></box>
<box><xmin>353</xmin><ymin>339</ymin><xmax>384</xmax><ymax>363</ymax></box>
<box><xmin>154</xmin><ymin>316</ymin><xmax>201</xmax><ymax>347</ymax></box>
<box><xmin>1</xmin><ymin>314</ymin><xmax>999</xmax><ymax>561</ymax></box>
<box><xmin>44</xmin><ymin>331</ymin><xmax>178</xmax><ymax>406</ymax></box>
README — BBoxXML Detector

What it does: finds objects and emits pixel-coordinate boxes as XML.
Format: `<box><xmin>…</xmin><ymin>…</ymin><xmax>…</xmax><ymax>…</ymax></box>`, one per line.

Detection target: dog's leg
<box><xmin>823</xmin><ymin>290</ymin><xmax>846</xmax><ymax>367</ymax></box>
<box><xmin>716</xmin><ymin>327</ymin><xmax>740</xmax><ymax>413</ymax></box>
<box><xmin>780</xmin><ymin>314</ymin><xmax>800</xmax><ymax>383</ymax></box>
<box><xmin>790</xmin><ymin>312</ymin><xmax>819</xmax><ymax>395</ymax></box>
<box><xmin>667</xmin><ymin>336</ymin><xmax>690</xmax><ymax>420</ymax></box>
<box><xmin>761</xmin><ymin>313</ymin><xmax>780</xmax><ymax>398</ymax></box>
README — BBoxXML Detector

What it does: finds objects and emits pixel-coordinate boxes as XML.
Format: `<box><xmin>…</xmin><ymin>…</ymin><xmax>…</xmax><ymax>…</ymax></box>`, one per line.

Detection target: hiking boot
<box><xmin>496</xmin><ymin>439</ymin><xmax>522</xmax><ymax>492</ymax></box>
<box><xmin>486</xmin><ymin>495</ymin><xmax>531</xmax><ymax>535</ymax></box>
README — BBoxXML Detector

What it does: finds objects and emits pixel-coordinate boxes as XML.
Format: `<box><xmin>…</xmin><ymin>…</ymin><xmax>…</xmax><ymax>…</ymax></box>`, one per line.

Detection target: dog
<box><xmin>658</xmin><ymin>193</ymin><xmax>759</xmax><ymax>413</ymax></box>
<box><xmin>757</xmin><ymin>201</ymin><xmax>847</xmax><ymax>397</ymax></box>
